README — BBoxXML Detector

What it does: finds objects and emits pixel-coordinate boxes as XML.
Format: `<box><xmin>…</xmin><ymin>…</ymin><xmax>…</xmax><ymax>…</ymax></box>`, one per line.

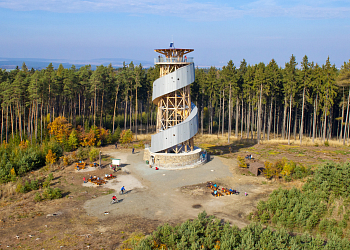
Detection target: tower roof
<box><xmin>154</xmin><ymin>48</ymin><xmax>193</xmax><ymax>57</ymax></box>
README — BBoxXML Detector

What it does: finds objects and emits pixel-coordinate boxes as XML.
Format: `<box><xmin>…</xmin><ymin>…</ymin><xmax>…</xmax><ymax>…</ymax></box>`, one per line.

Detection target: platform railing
<box><xmin>154</xmin><ymin>57</ymin><xmax>194</xmax><ymax>64</ymax></box>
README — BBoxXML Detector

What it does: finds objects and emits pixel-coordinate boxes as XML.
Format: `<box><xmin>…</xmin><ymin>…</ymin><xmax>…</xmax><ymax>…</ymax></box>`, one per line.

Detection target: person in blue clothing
<box><xmin>132</xmin><ymin>148</ymin><xmax>135</xmax><ymax>154</ymax></box>
<box><xmin>121</xmin><ymin>186</ymin><xmax>125</xmax><ymax>194</ymax></box>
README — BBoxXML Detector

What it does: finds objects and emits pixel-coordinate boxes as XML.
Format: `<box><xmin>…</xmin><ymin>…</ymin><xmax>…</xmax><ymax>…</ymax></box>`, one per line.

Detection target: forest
<box><xmin>253</xmin><ymin>162</ymin><xmax>350</xmax><ymax>237</ymax></box>
<box><xmin>0</xmin><ymin>56</ymin><xmax>350</xmax><ymax>182</ymax></box>
<box><xmin>126</xmin><ymin>211</ymin><xmax>350</xmax><ymax>249</ymax></box>
<box><xmin>0</xmin><ymin>55</ymin><xmax>350</xmax><ymax>148</ymax></box>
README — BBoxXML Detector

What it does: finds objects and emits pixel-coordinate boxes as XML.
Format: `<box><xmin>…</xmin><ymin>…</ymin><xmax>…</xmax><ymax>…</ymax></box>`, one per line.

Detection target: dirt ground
<box><xmin>0</xmin><ymin>145</ymin><xmax>288</xmax><ymax>249</ymax></box>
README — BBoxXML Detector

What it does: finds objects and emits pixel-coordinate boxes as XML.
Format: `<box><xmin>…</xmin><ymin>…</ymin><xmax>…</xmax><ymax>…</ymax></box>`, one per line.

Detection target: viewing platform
<box><xmin>154</xmin><ymin>56</ymin><xmax>194</xmax><ymax>64</ymax></box>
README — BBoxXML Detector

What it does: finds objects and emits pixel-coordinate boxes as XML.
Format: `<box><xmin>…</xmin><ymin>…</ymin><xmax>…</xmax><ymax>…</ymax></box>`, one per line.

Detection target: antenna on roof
<box><xmin>170</xmin><ymin>35</ymin><xmax>175</xmax><ymax>49</ymax></box>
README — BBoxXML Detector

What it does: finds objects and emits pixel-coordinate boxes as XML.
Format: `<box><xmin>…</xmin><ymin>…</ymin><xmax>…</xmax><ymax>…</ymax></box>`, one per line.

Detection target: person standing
<box><xmin>121</xmin><ymin>186</ymin><xmax>125</xmax><ymax>194</ymax></box>
<box><xmin>83</xmin><ymin>177</ymin><xmax>86</xmax><ymax>183</ymax></box>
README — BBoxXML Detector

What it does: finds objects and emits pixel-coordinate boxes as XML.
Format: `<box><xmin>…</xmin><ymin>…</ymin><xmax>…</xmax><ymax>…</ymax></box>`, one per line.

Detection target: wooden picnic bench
<box><xmin>76</xmin><ymin>162</ymin><xmax>86</xmax><ymax>170</ymax></box>
<box><xmin>104</xmin><ymin>175</ymin><xmax>116</xmax><ymax>180</ymax></box>
<box><xmin>88</xmin><ymin>177</ymin><xmax>97</xmax><ymax>182</ymax></box>
<box><xmin>221</xmin><ymin>188</ymin><xmax>234</xmax><ymax>195</ymax></box>
<box><xmin>91</xmin><ymin>179</ymin><xmax>106</xmax><ymax>186</ymax></box>
<box><xmin>212</xmin><ymin>191</ymin><xmax>223</xmax><ymax>197</ymax></box>
<box><xmin>208</xmin><ymin>184</ymin><xmax>218</xmax><ymax>191</ymax></box>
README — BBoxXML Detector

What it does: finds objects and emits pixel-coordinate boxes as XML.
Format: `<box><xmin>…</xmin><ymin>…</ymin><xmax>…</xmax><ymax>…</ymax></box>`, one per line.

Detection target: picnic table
<box><xmin>88</xmin><ymin>177</ymin><xmax>97</xmax><ymax>182</ymax></box>
<box><xmin>221</xmin><ymin>188</ymin><xmax>234</xmax><ymax>195</ymax></box>
<box><xmin>92</xmin><ymin>179</ymin><xmax>106</xmax><ymax>186</ymax></box>
<box><xmin>89</xmin><ymin>162</ymin><xmax>99</xmax><ymax>168</ymax></box>
<box><xmin>212</xmin><ymin>191</ymin><xmax>223</xmax><ymax>197</ymax></box>
<box><xmin>104</xmin><ymin>175</ymin><xmax>116</xmax><ymax>180</ymax></box>
<box><xmin>76</xmin><ymin>162</ymin><xmax>86</xmax><ymax>170</ymax></box>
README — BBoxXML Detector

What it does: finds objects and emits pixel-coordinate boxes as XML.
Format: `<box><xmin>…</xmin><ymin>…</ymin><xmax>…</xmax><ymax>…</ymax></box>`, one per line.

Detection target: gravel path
<box><xmin>83</xmin><ymin>148</ymin><xmax>273</xmax><ymax>228</ymax></box>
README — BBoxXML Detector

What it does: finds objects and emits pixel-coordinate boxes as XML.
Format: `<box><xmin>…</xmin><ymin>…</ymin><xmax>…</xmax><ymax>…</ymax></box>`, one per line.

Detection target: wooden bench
<box><xmin>208</xmin><ymin>184</ymin><xmax>218</xmax><ymax>191</ymax></box>
<box><xmin>221</xmin><ymin>188</ymin><xmax>234</xmax><ymax>195</ymax></box>
<box><xmin>89</xmin><ymin>163</ymin><xmax>99</xmax><ymax>168</ymax></box>
<box><xmin>92</xmin><ymin>179</ymin><xmax>106</xmax><ymax>186</ymax></box>
<box><xmin>212</xmin><ymin>191</ymin><xmax>223</xmax><ymax>197</ymax></box>
<box><xmin>76</xmin><ymin>162</ymin><xmax>86</xmax><ymax>170</ymax></box>
<box><xmin>88</xmin><ymin>177</ymin><xmax>97</xmax><ymax>182</ymax></box>
<box><xmin>104</xmin><ymin>175</ymin><xmax>116</xmax><ymax>180</ymax></box>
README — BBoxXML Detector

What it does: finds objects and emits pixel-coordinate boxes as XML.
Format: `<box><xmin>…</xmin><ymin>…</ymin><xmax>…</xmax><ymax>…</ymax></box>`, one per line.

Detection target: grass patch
<box><xmin>267</xmin><ymin>150</ymin><xmax>281</xmax><ymax>155</ymax></box>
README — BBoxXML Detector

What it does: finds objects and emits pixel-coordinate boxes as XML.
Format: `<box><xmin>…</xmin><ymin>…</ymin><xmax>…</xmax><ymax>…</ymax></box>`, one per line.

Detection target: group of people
<box><xmin>245</xmin><ymin>154</ymin><xmax>253</xmax><ymax>160</ymax></box>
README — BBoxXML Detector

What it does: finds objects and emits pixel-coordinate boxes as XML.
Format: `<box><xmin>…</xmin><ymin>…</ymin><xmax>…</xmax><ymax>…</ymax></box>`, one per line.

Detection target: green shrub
<box><xmin>324</xmin><ymin>141</ymin><xmax>330</xmax><ymax>147</ymax></box>
<box><xmin>113</xmin><ymin>126</ymin><xmax>121</xmax><ymax>142</ymax></box>
<box><xmin>68</xmin><ymin>129</ymin><xmax>79</xmax><ymax>150</ymax></box>
<box><xmin>30</xmin><ymin>180</ymin><xmax>39</xmax><ymax>190</ymax></box>
<box><xmin>319</xmin><ymin>219</ymin><xmax>329</xmax><ymax>233</ymax></box>
<box><xmin>34</xmin><ymin>192</ymin><xmax>42</xmax><ymax>202</ymax></box>
<box><xmin>89</xmin><ymin>147</ymin><xmax>99</xmax><ymax>162</ymax></box>
<box><xmin>76</xmin><ymin>147</ymin><xmax>89</xmax><ymax>161</ymax></box>
<box><xmin>42</xmin><ymin>187</ymin><xmax>62</xmax><ymax>200</ymax></box>
<box><xmin>119</xmin><ymin>129</ymin><xmax>133</xmax><ymax>144</ymax></box>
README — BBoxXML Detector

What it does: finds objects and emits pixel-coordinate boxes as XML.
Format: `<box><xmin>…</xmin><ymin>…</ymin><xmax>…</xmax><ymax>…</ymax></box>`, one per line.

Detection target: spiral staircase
<box><xmin>150</xmin><ymin>46</ymin><xmax>198</xmax><ymax>154</ymax></box>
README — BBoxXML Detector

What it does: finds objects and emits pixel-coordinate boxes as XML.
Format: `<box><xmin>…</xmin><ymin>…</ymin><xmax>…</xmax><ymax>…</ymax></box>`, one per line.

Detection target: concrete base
<box><xmin>143</xmin><ymin>147</ymin><xmax>206</xmax><ymax>170</ymax></box>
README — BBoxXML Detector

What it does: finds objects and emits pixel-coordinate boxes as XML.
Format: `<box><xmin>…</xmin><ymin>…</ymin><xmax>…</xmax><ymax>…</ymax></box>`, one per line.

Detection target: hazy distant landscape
<box><xmin>0</xmin><ymin>57</ymin><xmax>153</xmax><ymax>70</ymax></box>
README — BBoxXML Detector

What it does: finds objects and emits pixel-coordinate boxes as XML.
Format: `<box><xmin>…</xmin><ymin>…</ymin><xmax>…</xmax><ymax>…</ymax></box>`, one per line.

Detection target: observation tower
<box><xmin>144</xmin><ymin>43</ymin><xmax>205</xmax><ymax>168</ymax></box>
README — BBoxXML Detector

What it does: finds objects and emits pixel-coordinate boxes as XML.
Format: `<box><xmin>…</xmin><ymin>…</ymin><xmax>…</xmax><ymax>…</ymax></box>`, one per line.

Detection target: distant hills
<box><xmin>0</xmin><ymin>57</ymin><xmax>154</xmax><ymax>70</ymax></box>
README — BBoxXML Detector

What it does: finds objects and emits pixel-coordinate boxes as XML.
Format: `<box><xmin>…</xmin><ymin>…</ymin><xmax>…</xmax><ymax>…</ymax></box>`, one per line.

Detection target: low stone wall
<box><xmin>143</xmin><ymin>148</ymin><xmax>204</xmax><ymax>169</ymax></box>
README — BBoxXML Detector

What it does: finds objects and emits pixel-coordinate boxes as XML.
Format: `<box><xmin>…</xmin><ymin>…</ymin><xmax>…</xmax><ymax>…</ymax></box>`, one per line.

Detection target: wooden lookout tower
<box><xmin>152</xmin><ymin>43</ymin><xmax>197</xmax><ymax>154</ymax></box>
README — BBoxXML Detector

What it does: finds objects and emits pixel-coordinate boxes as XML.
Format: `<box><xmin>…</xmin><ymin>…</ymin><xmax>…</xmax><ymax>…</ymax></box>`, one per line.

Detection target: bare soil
<box><xmin>0</xmin><ymin>143</ymin><xmax>306</xmax><ymax>249</ymax></box>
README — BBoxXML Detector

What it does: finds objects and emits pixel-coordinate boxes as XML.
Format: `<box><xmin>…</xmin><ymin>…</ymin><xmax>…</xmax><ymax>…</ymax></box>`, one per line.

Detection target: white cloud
<box><xmin>0</xmin><ymin>0</ymin><xmax>349</xmax><ymax>20</ymax></box>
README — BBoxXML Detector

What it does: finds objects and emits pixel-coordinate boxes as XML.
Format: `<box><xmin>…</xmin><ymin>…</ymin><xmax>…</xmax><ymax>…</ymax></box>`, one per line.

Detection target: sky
<box><xmin>0</xmin><ymin>0</ymin><xmax>349</xmax><ymax>68</ymax></box>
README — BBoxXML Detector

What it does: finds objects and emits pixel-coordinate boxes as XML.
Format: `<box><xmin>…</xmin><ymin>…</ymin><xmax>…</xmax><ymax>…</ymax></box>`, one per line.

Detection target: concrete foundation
<box><xmin>143</xmin><ymin>147</ymin><xmax>206</xmax><ymax>169</ymax></box>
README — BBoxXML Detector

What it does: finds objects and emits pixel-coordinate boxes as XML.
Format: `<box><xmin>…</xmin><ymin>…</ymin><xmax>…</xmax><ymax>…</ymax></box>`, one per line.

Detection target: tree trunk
<box><xmin>263</xmin><ymin>103</ymin><xmax>267</xmax><ymax>140</ymax></box>
<box><xmin>323</xmin><ymin>89</ymin><xmax>329</xmax><ymax>142</ymax></box>
<box><xmin>267</xmin><ymin>98</ymin><xmax>273</xmax><ymax>140</ymax></box>
<box><xmin>241</xmin><ymin>99</ymin><xmax>244</xmax><ymax>139</ymax></box>
<box><xmin>247</xmin><ymin>100</ymin><xmax>251</xmax><ymax>139</ymax></box>
<box><xmin>1</xmin><ymin>107</ymin><xmax>3</xmax><ymax>144</ymax></box>
<box><xmin>288</xmin><ymin>94</ymin><xmax>292</xmax><ymax>145</ymax></box>
<box><xmin>100</xmin><ymin>91</ymin><xmax>104</xmax><ymax>128</ymax></box>
<box><xmin>135</xmin><ymin>87</ymin><xmax>138</xmax><ymax>139</ymax></box>
<box><xmin>300</xmin><ymin>86</ymin><xmax>306</xmax><ymax>144</ymax></box>
<box><xmin>293</xmin><ymin>105</ymin><xmax>297</xmax><ymax>140</ymax></box>
<box><xmin>124</xmin><ymin>96</ymin><xmax>128</xmax><ymax>130</ymax></box>
<box><xmin>228</xmin><ymin>83</ymin><xmax>231</xmax><ymax>143</ymax></box>
<box><xmin>343</xmin><ymin>88</ymin><xmax>350</xmax><ymax>145</ymax></box>
<box><xmin>235</xmin><ymin>98</ymin><xmax>239</xmax><ymax>138</ymax></box>
<box><xmin>257</xmin><ymin>83</ymin><xmax>263</xmax><ymax>144</ymax></box>
<box><xmin>218</xmin><ymin>92</ymin><xmax>221</xmax><ymax>137</ymax></box>
<box><xmin>94</xmin><ymin>85</ymin><xmax>97</xmax><ymax>127</ymax></box>
<box><xmin>274</xmin><ymin>99</ymin><xmax>276</xmax><ymax>139</ymax></box>
<box><xmin>340</xmin><ymin>87</ymin><xmax>345</xmax><ymax>141</ymax></box>
<box><xmin>130</xmin><ymin>95</ymin><xmax>133</xmax><ymax>131</ymax></box>
<box><xmin>17</xmin><ymin>102</ymin><xmax>22</xmax><ymax>141</ymax></box>
<box><xmin>312</xmin><ymin>93</ymin><xmax>318</xmax><ymax>143</ymax></box>
<box><xmin>282</xmin><ymin>98</ymin><xmax>287</xmax><ymax>139</ymax></box>
<box><xmin>112</xmin><ymin>88</ymin><xmax>119</xmax><ymax>133</ymax></box>
<box><xmin>222</xmin><ymin>89</ymin><xmax>225</xmax><ymax>137</ymax></box>
<box><xmin>201</xmin><ymin>89</ymin><xmax>204</xmax><ymax>135</ymax></box>
<box><xmin>10</xmin><ymin>105</ymin><xmax>14</xmax><ymax>139</ymax></box>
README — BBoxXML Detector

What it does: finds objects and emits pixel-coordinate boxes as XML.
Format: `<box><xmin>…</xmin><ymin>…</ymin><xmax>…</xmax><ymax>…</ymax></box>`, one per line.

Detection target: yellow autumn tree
<box><xmin>47</xmin><ymin>116</ymin><xmax>72</xmax><ymax>143</ymax></box>
<box><xmin>46</xmin><ymin>149</ymin><xmax>56</xmax><ymax>165</ymax></box>
<box><xmin>81</xmin><ymin>129</ymin><xmax>97</xmax><ymax>147</ymax></box>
